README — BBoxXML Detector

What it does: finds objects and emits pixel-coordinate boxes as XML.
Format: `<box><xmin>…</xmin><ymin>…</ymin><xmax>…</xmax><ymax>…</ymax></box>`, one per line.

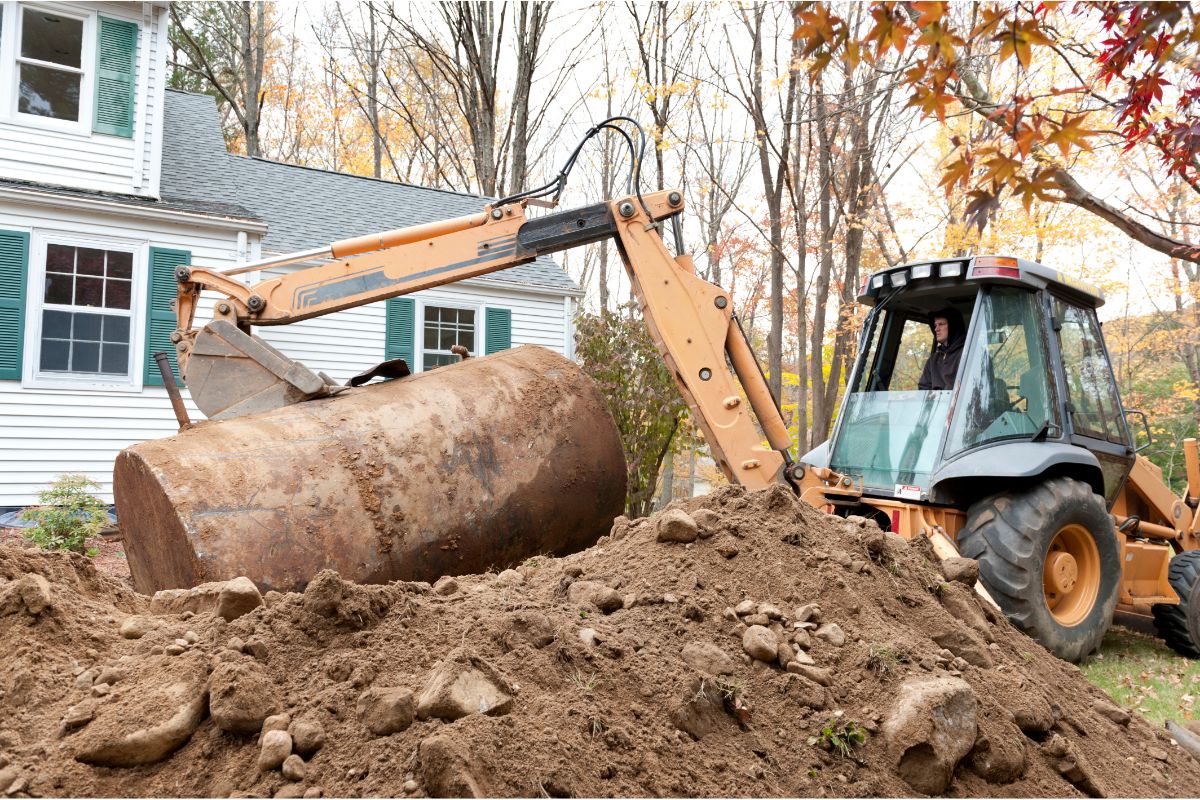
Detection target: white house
<box><xmin>0</xmin><ymin>1</ymin><xmax>582</xmax><ymax>510</ymax></box>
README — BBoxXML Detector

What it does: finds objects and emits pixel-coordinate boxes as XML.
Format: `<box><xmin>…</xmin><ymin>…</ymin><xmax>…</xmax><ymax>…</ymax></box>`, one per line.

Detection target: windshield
<box><xmin>829</xmin><ymin>300</ymin><xmax>970</xmax><ymax>496</ymax></box>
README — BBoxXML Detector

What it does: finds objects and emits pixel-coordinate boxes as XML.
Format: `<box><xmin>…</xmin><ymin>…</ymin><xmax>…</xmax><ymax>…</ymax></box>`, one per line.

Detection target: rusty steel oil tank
<box><xmin>114</xmin><ymin>345</ymin><xmax>627</xmax><ymax>593</ymax></box>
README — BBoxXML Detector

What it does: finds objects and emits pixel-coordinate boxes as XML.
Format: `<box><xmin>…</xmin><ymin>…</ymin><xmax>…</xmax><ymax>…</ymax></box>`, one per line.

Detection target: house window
<box><xmin>422</xmin><ymin>306</ymin><xmax>475</xmax><ymax>370</ymax></box>
<box><xmin>16</xmin><ymin>6</ymin><xmax>85</xmax><ymax>122</ymax></box>
<box><xmin>38</xmin><ymin>243</ymin><xmax>133</xmax><ymax>377</ymax></box>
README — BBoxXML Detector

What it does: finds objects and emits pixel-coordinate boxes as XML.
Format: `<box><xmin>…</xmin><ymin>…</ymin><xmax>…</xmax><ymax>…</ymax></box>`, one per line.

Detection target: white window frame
<box><xmin>23</xmin><ymin>230</ymin><xmax>147</xmax><ymax>392</ymax></box>
<box><xmin>1</xmin><ymin>1</ymin><xmax>95</xmax><ymax>134</ymax></box>
<box><xmin>416</xmin><ymin>298</ymin><xmax>480</xmax><ymax>373</ymax></box>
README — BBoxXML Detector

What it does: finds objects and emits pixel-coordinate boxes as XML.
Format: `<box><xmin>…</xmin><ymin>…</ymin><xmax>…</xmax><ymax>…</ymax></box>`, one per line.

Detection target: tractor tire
<box><xmin>959</xmin><ymin>476</ymin><xmax>1120</xmax><ymax>662</ymax></box>
<box><xmin>1151</xmin><ymin>551</ymin><xmax>1200</xmax><ymax>658</ymax></box>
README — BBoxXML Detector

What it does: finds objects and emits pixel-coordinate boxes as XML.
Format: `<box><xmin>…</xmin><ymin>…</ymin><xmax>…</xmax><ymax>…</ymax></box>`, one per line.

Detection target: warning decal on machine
<box><xmin>894</xmin><ymin>484</ymin><xmax>922</xmax><ymax>500</ymax></box>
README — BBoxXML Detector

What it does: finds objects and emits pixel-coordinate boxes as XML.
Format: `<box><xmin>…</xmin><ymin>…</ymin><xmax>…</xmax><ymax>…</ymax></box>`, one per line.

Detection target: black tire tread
<box><xmin>959</xmin><ymin>477</ymin><xmax>1119</xmax><ymax>662</ymax></box>
<box><xmin>1151</xmin><ymin>550</ymin><xmax>1200</xmax><ymax>659</ymax></box>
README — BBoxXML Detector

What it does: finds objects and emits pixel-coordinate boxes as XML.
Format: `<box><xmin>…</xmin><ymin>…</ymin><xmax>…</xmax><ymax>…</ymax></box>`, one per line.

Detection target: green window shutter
<box><xmin>484</xmin><ymin>307</ymin><xmax>512</xmax><ymax>354</ymax></box>
<box><xmin>144</xmin><ymin>247</ymin><xmax>189</xmax><ymax>386</ymax></box>
<box><xmin>94</xmin><ymin>16</ymin><xmax>138</xmax><ymax>138</ymax></box>
<box><xmin>0</xmin><ymin>230</ymin><xmax>30</xmax><ymax>381</ymax></box>
<box><xmin>385</xmin><ymin>298</ymin><xmax>415</xmax><ymax>366</ymax></box>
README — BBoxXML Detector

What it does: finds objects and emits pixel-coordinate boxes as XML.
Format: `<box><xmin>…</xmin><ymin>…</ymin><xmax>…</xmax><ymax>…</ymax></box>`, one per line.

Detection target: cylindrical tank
<box><xmin>114</xmin><ymin>346</ymin><xmax>627</xmax><ymax>593</ymax></box>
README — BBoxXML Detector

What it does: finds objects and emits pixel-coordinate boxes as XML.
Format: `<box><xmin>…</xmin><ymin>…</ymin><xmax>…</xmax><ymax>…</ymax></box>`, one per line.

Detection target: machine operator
<box><xmin>918</xmin><ymin>307</ymin><xmax>966</xmax><ymax>391</ymax></box>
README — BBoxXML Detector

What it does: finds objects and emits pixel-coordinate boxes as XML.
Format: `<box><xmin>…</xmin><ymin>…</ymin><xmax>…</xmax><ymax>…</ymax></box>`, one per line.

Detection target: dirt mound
<box><xmin>1</xmin><ymin>484</ymin><xmax>1197</xmax><ymax>797</ymax></box>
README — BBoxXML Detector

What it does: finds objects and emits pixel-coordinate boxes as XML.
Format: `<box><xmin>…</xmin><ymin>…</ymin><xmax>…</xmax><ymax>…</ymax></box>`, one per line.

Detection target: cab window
<box><xmin>1053</xmin><ymin>298</ymin><xmax>1127</xmax><ymax>445</ymax></box>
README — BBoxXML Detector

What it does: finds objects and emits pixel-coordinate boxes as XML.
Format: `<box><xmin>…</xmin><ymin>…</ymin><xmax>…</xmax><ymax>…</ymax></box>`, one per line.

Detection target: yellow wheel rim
<box><xmin>1042</xmin><ymin>523</ymin><xmax>1100</xmax><ymax>626</ymax></box>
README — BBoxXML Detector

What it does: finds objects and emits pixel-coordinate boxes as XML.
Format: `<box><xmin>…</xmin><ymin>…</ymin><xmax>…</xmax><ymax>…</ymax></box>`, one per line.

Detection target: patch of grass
<box><xmin>568</xmin><ymin>668</ymin><xmax>599</xmax><ymax>693</ymax></box>
<box><xmin>866</xmin><ymin>644</ymin><xmax>907</xmax><ymax>676</ymax></box>
<box><xmin>1080</xmin><ymin>625</ymin><xmax>1200</xmax><ymax>727</ymax></box>
<box><xmin>807</xmin><ymin>718</ymin><xmax>867</xmax><ymax>761</ymax></box>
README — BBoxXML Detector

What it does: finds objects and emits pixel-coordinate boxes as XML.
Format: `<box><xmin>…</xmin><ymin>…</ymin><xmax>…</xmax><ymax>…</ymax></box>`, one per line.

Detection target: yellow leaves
<box><xmin>1044</xmin><ymin>114</ymin><xmax>1100</xmax><ymax>159</ymax></box>
<box><xmin>991</xmin><ymin>16</ymin><xmax>1054</xmax><ymax>69</ymax></box>
<box><xmin>864</xmin><ymin>3</ymin><xmax>912</xmax><ymax>61</ymax></box>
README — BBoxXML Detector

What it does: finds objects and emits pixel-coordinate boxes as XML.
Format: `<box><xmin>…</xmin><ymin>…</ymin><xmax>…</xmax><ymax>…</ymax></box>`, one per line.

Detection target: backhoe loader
<box><xmin>115</xmin><ymin>120</ymin><xmax>1200</xmax><ymax>663</ymax></box>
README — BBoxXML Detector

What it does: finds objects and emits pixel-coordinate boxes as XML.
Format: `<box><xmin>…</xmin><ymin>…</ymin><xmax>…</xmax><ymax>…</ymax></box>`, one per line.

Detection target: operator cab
<box><xmin>806</xmin><ymin>255</ymin><xmax>1133</xmax><ymax>508</ymax></box>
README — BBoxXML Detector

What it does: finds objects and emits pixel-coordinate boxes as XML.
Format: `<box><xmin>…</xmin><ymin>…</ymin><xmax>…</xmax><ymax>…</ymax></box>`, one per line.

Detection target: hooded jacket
<box><xmin>918</xmin><ymin>307</ymin><xmax>966</xmax><ymax>391</ymax></box>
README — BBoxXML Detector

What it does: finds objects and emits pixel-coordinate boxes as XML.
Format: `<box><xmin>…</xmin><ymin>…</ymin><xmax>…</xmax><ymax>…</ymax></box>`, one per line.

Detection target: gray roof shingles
<box><xmin>160</xmin><ymin>89</ymin><xmax>578</xmax><ymax>294</ymax></box>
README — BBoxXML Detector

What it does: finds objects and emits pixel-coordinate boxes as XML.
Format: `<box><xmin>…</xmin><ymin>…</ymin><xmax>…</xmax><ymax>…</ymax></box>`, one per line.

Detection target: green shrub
<box><xmin>21</xmin><ymin>474</ymin><xmax>109</xmax><ymax>554</ymax></box>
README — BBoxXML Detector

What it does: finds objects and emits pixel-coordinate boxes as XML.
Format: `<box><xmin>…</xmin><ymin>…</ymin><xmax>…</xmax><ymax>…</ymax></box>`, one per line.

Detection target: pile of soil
<box><xmin>1</xmin><ymin>483</ymin><xmax>1198</xmax><ymax>798</ymax></box>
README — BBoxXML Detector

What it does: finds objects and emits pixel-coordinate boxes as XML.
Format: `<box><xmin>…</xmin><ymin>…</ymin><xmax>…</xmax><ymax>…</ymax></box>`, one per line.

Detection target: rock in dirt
<box><xmin>968</xmin><ymin>716</ymin><xmax>1027</xmax><ymax>784</ymax></box>
<box><xmin>258</xmin><ymin>730</ymin><xmax>292</xmax><ymax>772</ymax></box>
<box><xmin>567</xmin><ymin>581</ymin><xmax>623</xmax><ymax>614</ymax></box>
<box><xmin>0</xmin><ymin>574</ymin><xmax>51</xmax><ymax>616</ymax></box>
<box><xmin>289</xmin><ymin>719</ymin><xmax>325</xmax><ymax>757</ymax></box>
<box><xmin>691</xmin><ymin>508</ymin><xmax>721</xmax><ymax>538</ymax></box>
<box><xmin>814</xmin><ymin>622</ymin><xmax>845</xmax><ymax>647</ymax></box>
<box><xmin>262</xmin><ymin>713</ymin><xmax>291</xmax><ymax>734</ymax></box>
<box><xmin>73</xmin><ymin>675</ymin><xmax>208</xmax><ymax>767</ymax></box>
<box><xmin>790</xmin><ymin>664</ymin><xmax>832</xmax><ymax>687</ymax></box>
<box><xmin>941</xmin><ymin>557</ymin><xmax>980</xmax><ymax>586</ymax></box>
<box><xmin>420</xmin><ymin>734</ymin><xmax>483</xmax><ymax>798</ymax></box>
<box><xmin>358</xmin><ymin>687</ymin><xmax>416</xmax><ymax>736</ymax></box>
<box><xmin>494</xmin><ymin>611</ymin><xmax>555</xmax><ymax>652</ymax></box>
<box><xmin>1092</xmin><ymin>699</ymin><xmax>1130</xmax><ymax>727</ymax></box>
<box><xmin>742</xmin><ymin>626</ymin><xmax>777</xmax><ymax>662</ymax></box>
<box><xmin>417</xmin><ymin>658</ymin><xmax>513</xmax><ymax>721</ymax></box>
<box><xmin>670</xmin><ymin>677</ymin><xmax>736</xmax><ymax>740</ymax></box>
<box><xmin>216</xmin><ymin>576</ymin><xmax>263</xmax><ymax>621</ymax></box>
<box><xmin>656</xmin><ymin>509</ymin><xmax>699</xmax><ymax>543</ymax></box>
<box><xmin>149</xmin><ymin>582</ymin><xmax>224</xmax><ymax>616</ymax></box>
<box><xmin>938</xmin><ymin>584</ymin><xmax>993</xmax><ymax>640</ymax></box>
<box><xmin>433</xmin><ymin>576</ymin><xmax>459</xmax><ymax>596</ymax></box>
<box><xmin>118</xmin><ymin>615</ymin><xmax>162</xmax><ymax>639</ymax></box>
<box><xmin>932</xmin><ymin>627</ymin><xmax>994</xmax><ymax>668</ymax></box>
<box><xmin>681</xmin><ymin>641</ymin><xmax>736</xmax><ymax>676</ymax></box>
<box><xmin>282</xmin><ymin>754</ymin><xmax>307</xmax><ymax>782</ymax></box>
<box><xmin>1043</xmin><ymin>733</ymin><xmax>1105</xmax><ymax>797</ymax></box>
<box><xmin>883</xmin><ymin>676</ymin><xmax>978</xmax><ymax>795</ymax></box>
<box><xmin>209</xmin><ymin>661</ymin><xmax>278</xmax><ymax>735</ymax></box>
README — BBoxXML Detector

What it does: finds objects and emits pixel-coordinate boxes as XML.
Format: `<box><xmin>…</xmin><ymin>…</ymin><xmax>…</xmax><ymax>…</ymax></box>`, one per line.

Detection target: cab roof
<box><xmin>858</xmin><ymin>255</ymin><xmax>1104</xmax><ymax>309</ymax></box>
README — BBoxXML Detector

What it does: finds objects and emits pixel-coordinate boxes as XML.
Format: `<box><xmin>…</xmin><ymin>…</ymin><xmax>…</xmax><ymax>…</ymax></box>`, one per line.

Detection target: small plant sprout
<box><xmin>807</xmin><ymin>718</ymin><xmax>868</xmax><ymax>761</ymax></box>
<box><xmin>21</xmin><ymin>474</ymin><xmax>109</xmax><ymax>554</ymax></box>
<box><xmin>569</xmin><ymin>668</ymin><xmax>599</xmax><ymax>693</ymax></box>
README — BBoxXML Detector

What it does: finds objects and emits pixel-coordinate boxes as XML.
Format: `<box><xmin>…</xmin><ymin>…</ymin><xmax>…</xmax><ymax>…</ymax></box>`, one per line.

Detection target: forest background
<box><xmin>167</xmin><ymin>1</ymin><xmax>1200</xmax><ymax>512</ymax></box>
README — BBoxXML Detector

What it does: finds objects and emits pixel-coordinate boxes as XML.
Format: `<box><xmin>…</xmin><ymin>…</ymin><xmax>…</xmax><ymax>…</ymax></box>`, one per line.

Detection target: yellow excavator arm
<box><xmin>170</xmin><ymin>189</ymin><xmax>799</xmax><ymax>490</ymax></box>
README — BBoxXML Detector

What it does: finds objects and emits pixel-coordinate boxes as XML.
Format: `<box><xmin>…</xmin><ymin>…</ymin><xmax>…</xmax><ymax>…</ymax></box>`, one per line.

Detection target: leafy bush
<box><xmin>21</xmin><ymin>474</ymin><xmax>109</xmax><ymax>554</ymax></box>
<box><xmin>575</xmin><ymin>304</ymin><xmax>688</xmax><ymax>517</ymax></box>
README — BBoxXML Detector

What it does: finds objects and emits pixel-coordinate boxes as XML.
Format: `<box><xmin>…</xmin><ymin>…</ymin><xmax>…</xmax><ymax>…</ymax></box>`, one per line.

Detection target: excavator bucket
<box><xmin>114</xmin><ymin>345</ymin><xmax>627</xmax><ymax>593</ymax></box>
<box><xmin>184</xmin><ymin>319</ymin><xmax>334</xmax><ymax>420</ymax></box>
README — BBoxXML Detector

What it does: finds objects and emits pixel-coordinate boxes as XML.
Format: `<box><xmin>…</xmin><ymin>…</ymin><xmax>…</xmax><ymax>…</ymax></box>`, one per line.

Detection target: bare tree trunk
<box><xmin>809</xmin><ymin>95</ymin><xmax>835</xmax><ymax>449</ymax></box>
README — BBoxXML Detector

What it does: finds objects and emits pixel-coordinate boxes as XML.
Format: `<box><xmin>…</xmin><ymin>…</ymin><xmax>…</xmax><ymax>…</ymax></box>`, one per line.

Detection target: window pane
<box><xmin>73</xmin><ymin>313</ymin><xmax>102</xmax><ymax>341</ymax></box>
<box><xmin>39</xmin><ymin>339</ymin><xmax>69</xmax><ymax>371</ymax></box>
<box><xmin>18</xmin><ymin>63</ymin><xmax>80</xmax><ymax>121</ymax></box>
<box><xmin>425</xmin><ymin>307</ymin><xmax>439</xmax><ymax>323</ymax></box>
<box><xmin>72</xmin><ymin>341</ymin><xmax>100</xmax><ymax>372</ymax></box>
<box><xmin>440</xmin><ymin>328</ymin><xmax>457</xmax><ymax>350</ymax></box>
<box><xmin>1055</xmin><ymin>300</ymin><xmax>1127</xmax><ymax>444</ymax></box>
<box><xmin>44</xmin><ymin>273</ymin><xmax>72</xmax><ymax>304</ymax></box>
<box><xmin>102</xmin><ymin>315</ymin><xmax>130</xmax><ymax>343</ymax></box>
<box><xmin>107</xmin><ymin>251</ymin><xmax>133</xmax><ymax>279</ymax></box>
<box><xmin>77</xmin><ymin>248</ymin><xmax>104</xmax><ymax>276</ymax></box>
<box><xmin>947</xmin><ymin>289</ymin><xmax>1055</xmax><ymax>454</ymax></box>
<box><xmin>21</xmin><ymin>9</ymin><xmax>83</xmax><ymax>68</ymax></box>
<box><xmin>459</xmin><ymin>309</ymin><xmax>475</xmax><ymax>327</ymax></box>
<box><xmin>46</xmin><ymin>244</ymin><xmax>74</xmax><ymax>272</ymax></box>
<box><xmin>105</xmin><ymin>279</ymin><xmax>131</xmax><ymax>310</ymax></box>
<box><xmin>424</xmin><ymin>328</ymin><xmax>438</xmax><ymax>349</ymax></box>
<box><xmin>75</xmin><ymin>276</ymin><xmax>103</xmax><ymax>307</ymax></box>
<box><xmin>42</xmin><ymin>309</ymin><xmax>71</xmax><ymax>339</ymax></box>
<box><xmin>101</xmin><ymin>343</ymin><xmax>128</xmax><ymax>374</ymax></box>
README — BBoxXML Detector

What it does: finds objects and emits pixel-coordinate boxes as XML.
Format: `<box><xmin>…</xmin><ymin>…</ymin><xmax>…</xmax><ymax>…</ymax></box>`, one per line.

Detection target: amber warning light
<box><xmin>970</xmin><ymin>256</ymin><xmax>1020</xmax><ymax>279</ymax></box>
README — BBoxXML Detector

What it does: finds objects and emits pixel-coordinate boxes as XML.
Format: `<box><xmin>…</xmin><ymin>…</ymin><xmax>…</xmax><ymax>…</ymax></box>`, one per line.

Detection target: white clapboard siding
<box><xmin>256</xmin><ymin>270</ymin><xmax>571</xmax><ymax>385</ymax></box>
<box><xmin>0</xmin><ymin>201</ymin><xmax>248</xmax><ymax>506</ymax></box>
<box><xmin>0</xmin><ymin>3</ymin><xmax>163</xmax><ymax>197</ymax></box>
